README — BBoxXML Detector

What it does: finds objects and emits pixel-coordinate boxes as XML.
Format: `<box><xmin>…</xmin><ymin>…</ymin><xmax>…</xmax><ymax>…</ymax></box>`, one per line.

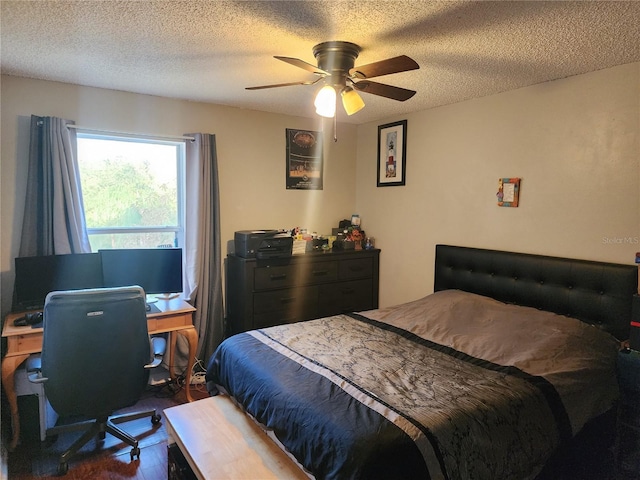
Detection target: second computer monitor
<box><xmin>100</xmin><ymin>248</ymin><xmax>183</xmax><ymax>295</ymax></box>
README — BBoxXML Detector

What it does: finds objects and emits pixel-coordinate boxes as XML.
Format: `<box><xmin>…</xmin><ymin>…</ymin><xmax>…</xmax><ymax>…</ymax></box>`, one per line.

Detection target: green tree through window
<box><xmin>77</xmin><ymin>134</ymin><xmax>185</xmax><ymax>250</ymax></box>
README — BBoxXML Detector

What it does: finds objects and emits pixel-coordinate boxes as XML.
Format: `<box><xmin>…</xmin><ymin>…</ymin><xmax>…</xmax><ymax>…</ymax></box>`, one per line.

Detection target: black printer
<box><xmin>234</xmin><ymin>230</ymin><xmax>293</xmax><ymax>260</ymax></box>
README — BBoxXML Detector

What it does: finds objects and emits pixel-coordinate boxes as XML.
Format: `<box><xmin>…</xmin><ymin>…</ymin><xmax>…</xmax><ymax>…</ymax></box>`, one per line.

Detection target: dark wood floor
<box><xmin>3</xmin><ymin>382</ymin><xmax>209</xmax><ymax>479</ymax></box>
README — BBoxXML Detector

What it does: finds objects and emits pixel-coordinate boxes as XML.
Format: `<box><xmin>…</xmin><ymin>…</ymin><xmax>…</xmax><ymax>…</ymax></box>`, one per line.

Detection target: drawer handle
<box><xmin>342</xmin><ymin>288</ymin><xmax>355</xmax><ymax>294</ymax></box>
<box><xmin>312</xmin><ymin>270</ymin><xmax>329</xmax><ymax>276</ymax></box>
<box><xmin>349</xmin><ymin>266</ymin><xmax>365</xmax><ymax>272</ymax></box>
<box><xmin>269</xmin><ymin>274</ymin><xmax>287</xmax><ymax>280</ymax></box>
<box><xmin>280</xmin><ymin>297</ymin><xmax>296</xmax><ymax>304</ymax></box>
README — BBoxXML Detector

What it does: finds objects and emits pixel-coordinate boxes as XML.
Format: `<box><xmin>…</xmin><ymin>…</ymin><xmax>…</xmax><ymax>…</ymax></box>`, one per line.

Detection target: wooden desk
<box><xmin>2</xmin><ymin>298</ymin><xmax>197</xmax><ymax>451</ymax></box>
<box><xmin>165</xmin><ymin>396</ymin><xmax>308</xmax><ymax>479</ymax></box>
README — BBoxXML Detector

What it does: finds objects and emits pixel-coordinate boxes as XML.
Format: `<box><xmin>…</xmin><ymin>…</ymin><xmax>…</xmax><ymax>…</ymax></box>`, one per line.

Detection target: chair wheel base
<box><xmin>151</xmin><ymin>413</ymin><xmax>161</xmax><ymax>425</ymax></box>
<box><xmin>130</xmin><ymin>446</ymin><xmax>141</xmax><ymax>460</ymax></box>
<box><xmin>57</xmin><ymin>462</ymin><xmax>68</xmax><ymax>476</ymax></box>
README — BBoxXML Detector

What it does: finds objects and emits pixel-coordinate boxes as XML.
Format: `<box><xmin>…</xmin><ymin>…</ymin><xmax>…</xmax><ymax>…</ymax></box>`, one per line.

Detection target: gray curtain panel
<box><xmin>181</xmin><ymin>133</ymin><xmax>224</xmax><ymax>364</ymax></box>
<box><xmin>19</xmin><ymin>116</ymin><xmax>91</xmax><ymax>257</ymax></box>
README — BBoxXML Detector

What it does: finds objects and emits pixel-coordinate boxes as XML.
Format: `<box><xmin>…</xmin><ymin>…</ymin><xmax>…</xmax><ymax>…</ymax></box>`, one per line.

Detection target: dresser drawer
<box><xmin>318</xmin><ymin>279</ymin><xmax>373</xmax><ymax>316</ymax></box>
<box><xmin>300</xmin><ymin>261</ymin><xmax>339</xmax><ymax>285</ymax></box>
<box><xmin>253</xmin><ymin>287</ymin><xmax>319</xmax><ymax>328</ymax></box>
<box><xmin>339</xmin><ymin>258</ymin><xmax>373</xmax><ymax>280</ymax></box>
<box><xmin>254</xmin><ymin>265</ymin><xmax>299</xmax><ymax>290</ymax></box>
<box><xmin>254</xmin><ymin>286</ymin><xmax>318</xmax><ymax>313</ymax></box>
<box><xmin>254</xmin><ymin>262</ymin><xmax>338</xmax><ymax>290</ymax></box>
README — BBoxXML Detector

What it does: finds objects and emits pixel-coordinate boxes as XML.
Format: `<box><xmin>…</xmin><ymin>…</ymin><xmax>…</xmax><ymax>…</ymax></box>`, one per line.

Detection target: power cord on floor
<box><xmin>147</xmin><ymin>362</ymin><xmax>189</xmax><ymax>398</ymax></box>
<box><xmin>189</xmin><ymin>357</ymin><xmax>208</xmax><ymax>393</ymax></box>
<box><xmin>146</xmin><ymin>379</ymin><xmax>181</xmax><ymax>398</ymax></box>
<box><xmin>145</xmin><ymin>356</ymin><xmax>210</xmax><ymax>397</ymax></box>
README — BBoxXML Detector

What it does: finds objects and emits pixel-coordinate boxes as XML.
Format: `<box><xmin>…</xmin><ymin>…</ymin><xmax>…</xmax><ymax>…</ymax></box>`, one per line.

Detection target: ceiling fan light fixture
<box><xmin>341</xmin><ymin>86</ymin><xmax>365</xmax><ymax>115</ymax></box>
<box><xmin>314</xmin><ymin>85</ymin><xmax>336</xmax><ymax>117</ymax></box>
<box><xmin>247</xmin><ymin>41</ymin><xmax>419</xmax><ymax>121</ymax></box>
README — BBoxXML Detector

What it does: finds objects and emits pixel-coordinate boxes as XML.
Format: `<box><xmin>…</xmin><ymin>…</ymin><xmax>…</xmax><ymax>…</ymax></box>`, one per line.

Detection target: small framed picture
<box><xmin>497</xmin><ymin>178</ymin><xmax>521</xmax><ymax>207</ymax></box>
<box><xmin>377</xmin><ymin>120</ymin><xmax>407</xmax><ymax>187</ymax></box>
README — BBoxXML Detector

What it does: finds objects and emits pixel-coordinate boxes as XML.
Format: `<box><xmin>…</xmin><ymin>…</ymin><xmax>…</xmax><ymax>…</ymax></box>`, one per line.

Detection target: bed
<box><xmin>206</xmin><ymin>245</ymin><xmax>638</xmax><ymax>479</ymax></box>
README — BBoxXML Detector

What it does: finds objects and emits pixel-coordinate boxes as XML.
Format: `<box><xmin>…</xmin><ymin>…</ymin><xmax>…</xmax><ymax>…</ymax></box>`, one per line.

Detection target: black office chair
<box><xmin>28</xmin><ymin>286</ymin><xmax>162</xmax><ymax>475</ymax></box>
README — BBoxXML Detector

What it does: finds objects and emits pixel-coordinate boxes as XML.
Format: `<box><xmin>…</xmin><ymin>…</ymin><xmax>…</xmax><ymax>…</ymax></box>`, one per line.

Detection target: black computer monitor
<box><xmin>14</xmin><ymin>253</ymin><xmax>104</xmax><ymax>310</ymax></box>
<box><xmin>99</xmin><ymin>248</ymin><xmax>183</xmax><ymax>295</ymax></box>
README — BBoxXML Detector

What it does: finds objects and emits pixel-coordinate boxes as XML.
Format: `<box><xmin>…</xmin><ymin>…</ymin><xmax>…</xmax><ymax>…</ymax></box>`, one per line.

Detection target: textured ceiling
<box><xmin>2</xmin><ymin>1</ymin><xmax>639</xmax><ymax>125</ymax></box>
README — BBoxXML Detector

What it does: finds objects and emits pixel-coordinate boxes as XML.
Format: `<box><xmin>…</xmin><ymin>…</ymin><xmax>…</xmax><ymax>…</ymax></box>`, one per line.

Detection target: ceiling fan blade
<box><xmin>274</xmin><ymin>56</ymin><xmax>330</xmax><ymax>76</ymax></box>
<box><xmin>246</xmin><ymin>78</ymin><xmax>322</xmax><ymax>90</ymax></box>
<box><xmin>353</xmin><ymin>80</ymin><xmax>416</xmax><ymax>101</ymax></box>
<box><xmin>350</xmin><ymin>55</ymin><xmax>419</xmax><ymax>79</ymax></box>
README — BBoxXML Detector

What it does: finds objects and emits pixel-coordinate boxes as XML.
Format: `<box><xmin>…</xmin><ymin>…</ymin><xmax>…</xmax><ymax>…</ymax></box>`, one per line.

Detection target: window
<box><xmin>77</xmin><ymin>133</ymin><xmax>185</xmax><ymax>251</ymax></box>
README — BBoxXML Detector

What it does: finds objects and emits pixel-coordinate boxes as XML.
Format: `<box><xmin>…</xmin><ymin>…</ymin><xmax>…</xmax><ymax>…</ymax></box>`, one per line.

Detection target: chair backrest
<box><xmin>41</xmin><ymin>286</ymin><xmax>150</xmax><ymax>418</ymax></box>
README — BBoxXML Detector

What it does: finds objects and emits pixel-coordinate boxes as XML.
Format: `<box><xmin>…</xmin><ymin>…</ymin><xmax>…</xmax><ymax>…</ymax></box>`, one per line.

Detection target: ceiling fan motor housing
<box><xmin>313</xmin><ymin>41</ymin><xmax>361</xmax><ymax>87</ymax></box>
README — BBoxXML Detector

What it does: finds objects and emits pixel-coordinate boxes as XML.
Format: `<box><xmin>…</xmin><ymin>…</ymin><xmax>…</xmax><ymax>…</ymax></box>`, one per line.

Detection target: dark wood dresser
<box><xmin>225</xmin><ymin>249</ymin><xmax>380</xmax><ymax>335</ymax></box>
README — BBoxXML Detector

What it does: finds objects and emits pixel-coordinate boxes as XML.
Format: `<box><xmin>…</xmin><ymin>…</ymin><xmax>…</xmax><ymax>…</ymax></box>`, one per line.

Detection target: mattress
<box><xmin>206</xmin><ymin>290</ymin><xmax>620</xmax><ymax>480</ymax></box>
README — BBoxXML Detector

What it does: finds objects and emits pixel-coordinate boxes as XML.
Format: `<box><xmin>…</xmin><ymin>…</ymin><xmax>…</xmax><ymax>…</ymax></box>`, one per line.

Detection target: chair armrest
<box><xmin>144</xmin><ymin>357</ymin><xmax>162</xmax><ymax>369</ymax></box>
<box><xmin>144</xmin><ymin>336</ymin><xmax>167</xmax><ymax>369</ymax></box>
<box><xmin>26</xmin><ymin>354</ymin><xmax>48</xmax><ymax>383</ymax></box>
<box><xmin>25</xmin><ymin>354</ymin><xmax>41</xmax><ymax>372</ymax></box>
<box><xmin>152</xmin><ymin>336</ymin><xmax>166</xmax><ymax>357</ymax></box>
<box><xmin>28</xmin><ymin>372</ymin><xmax>48</xmax><ymax>384</ymax></box>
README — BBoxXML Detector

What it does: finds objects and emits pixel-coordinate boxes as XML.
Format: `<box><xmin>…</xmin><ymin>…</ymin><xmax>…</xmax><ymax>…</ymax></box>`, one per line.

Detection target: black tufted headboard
<box><xmin>434</xmin><ymin>245</ymin><xmax>638</xmax><ymax>341</ymax></box>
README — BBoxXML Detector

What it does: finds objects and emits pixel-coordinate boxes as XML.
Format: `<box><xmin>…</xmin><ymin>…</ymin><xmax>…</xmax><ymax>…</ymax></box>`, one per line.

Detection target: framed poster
<box><xmin>286</xmin><ymin>129</ymin><xmax>323</xmax><ymax>190</ymax></box>
<box><xmin>377</xmin><ymin>120</ymin><xmax>407</xmax><ymax>187</ymax></box>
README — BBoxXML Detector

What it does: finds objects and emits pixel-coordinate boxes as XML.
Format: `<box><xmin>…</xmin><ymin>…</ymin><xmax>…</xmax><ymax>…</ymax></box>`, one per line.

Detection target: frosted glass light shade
<box><xmin>341</xmin><ymin>87</ymin><xmax>365</xmax><ymax>115</ymax></box>
<box><xmin>314</xmin><ymin>85</ymin><xmax>336</xmax><ymax>117</ymax></box>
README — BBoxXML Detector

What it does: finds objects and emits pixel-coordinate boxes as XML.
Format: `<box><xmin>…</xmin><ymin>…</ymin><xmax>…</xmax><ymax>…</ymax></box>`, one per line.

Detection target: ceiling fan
<box><xmin>247</xmin><ymin>41</ymin><xmax>419</xmax><ymax>117</ymax></box>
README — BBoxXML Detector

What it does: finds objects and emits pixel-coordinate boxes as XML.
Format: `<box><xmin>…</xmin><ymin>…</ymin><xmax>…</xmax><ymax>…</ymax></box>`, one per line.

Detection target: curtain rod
<box><xmin>66</xmin><ymin>124</ymin><xmax>195</xmax><ymax>142</ymax></box>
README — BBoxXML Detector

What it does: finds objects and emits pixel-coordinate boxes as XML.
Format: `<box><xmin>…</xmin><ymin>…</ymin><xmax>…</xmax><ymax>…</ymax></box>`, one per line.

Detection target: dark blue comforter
<box><xmin>206</xmin><ymin>311</ymin><xmax>570</xmax><ymax>480</ymax></box>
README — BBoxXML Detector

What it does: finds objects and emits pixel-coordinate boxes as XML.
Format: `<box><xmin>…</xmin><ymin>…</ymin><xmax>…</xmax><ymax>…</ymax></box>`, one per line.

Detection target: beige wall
<box><xmin>355</xmin><ymin>62</ymin><xmax>640</xmax><ymax>307</ymax></box>
<box><xmin>0</xmin><ymin>76</ymin><xmax>358</xmax><ymax>317</ymax></box>
<box><xmin>2</xmin><ymin>63</ymin><xmax>639</xmax><ymax>318</ymax></box>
